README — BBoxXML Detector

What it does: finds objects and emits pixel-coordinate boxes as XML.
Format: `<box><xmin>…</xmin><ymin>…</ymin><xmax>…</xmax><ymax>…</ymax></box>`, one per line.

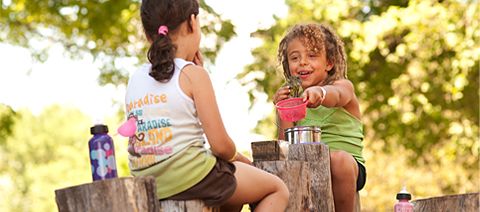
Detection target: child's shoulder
<box><xmin>180</xmin><ymin>64</ymin><xmax>212</xmax><ymax>87</ymax></box>
<box><xmin>332</xmin><ymin>78</ymin><xmax>355</xmax><ymax>90</ymax></box>
<box><xmin>183</xmin><ymin>64</ymin><xmax>208</xmax><ymax>76</ymax></box>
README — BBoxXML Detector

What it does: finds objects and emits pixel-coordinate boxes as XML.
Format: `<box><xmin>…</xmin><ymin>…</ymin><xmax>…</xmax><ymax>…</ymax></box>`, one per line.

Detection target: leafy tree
<box><xmin>0</xmin><ymin>1</ymin><xmax>235</xmax><ymax>210</ymax></box>
<box><xmin>0</xmin><ymin>104</ymin><xmax>17</xmax><ymax>146</ymax></box>
<box><xmin>0</xmin><ymin>105</ymin><xmax>131</xmax><ymax>211</ymax></box>
<box><xmin>240</xmin><ymin>0</ymin><xmax>479</xmax><ymax>209</ymax></box>
<box><xmin>0</xmin><ymin>0</ymin><xmax>235</xmax><ymax>85</ymax></box>
<box><xmin>0</xmin><ymin>106</ymin><xmax>89</xmax><ymax>211</ymax></box>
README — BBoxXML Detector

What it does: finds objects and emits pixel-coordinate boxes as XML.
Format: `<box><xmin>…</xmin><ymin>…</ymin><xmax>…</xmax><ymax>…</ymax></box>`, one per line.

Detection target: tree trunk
<box><xmin>412</xmin><ymin>192</ymin><xmax>479</xmax><ymax>212</ymax></box>
<box><xmin>288</xmin><ymin>143</ymin><xmax>336</xmax><ymax>212</ymax></box>
<box><xmin>55</xmin><ymin>176</ymin><xmax>218</xmax><ymax>212</ymax></box>
<box><xmin>251</xmin><ymin>140</ymin><xmax>283</xmax><ymax>161</ymax></box>
<box><xmin>252</xmin><ymin>142</ymin><xmax>336</xmax><ymax>212</ymax></box>
<box><xmin>254</xmin><ymin>161</ymin><xmax>315</xmax><ymax>211</ymax></box>
<box><xmin>55</xmin><ymin>177</ymin><xmax>159</xmax><ymax>212</ymax></box>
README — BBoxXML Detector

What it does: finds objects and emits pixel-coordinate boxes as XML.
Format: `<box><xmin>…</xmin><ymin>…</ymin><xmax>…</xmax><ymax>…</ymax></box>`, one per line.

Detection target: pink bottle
<box><xmin>394</xmin><ymin>186</ymin><xmax>414</xmax><ymax>212</ymax></box>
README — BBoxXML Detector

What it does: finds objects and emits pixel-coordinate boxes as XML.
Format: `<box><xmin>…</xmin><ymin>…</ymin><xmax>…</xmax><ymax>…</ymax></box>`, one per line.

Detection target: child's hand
<box><xmin>303</xmin><ymin>86</ymin><xmax>325</xmax><ymax>108</ymax></box>
<box><xmin>193</xmin><ymin>51</ymin><xmax>203</xmax><ymax>67</ymax></box>
<box><xmin>273</xmin><ymin>86</ymin><xmax>291</xmax><ymax>105</ymax></box>
<box><xmin>235</xmin><ymin>152</ymin><xmax>252</xmax><ymax>165</ymax></box>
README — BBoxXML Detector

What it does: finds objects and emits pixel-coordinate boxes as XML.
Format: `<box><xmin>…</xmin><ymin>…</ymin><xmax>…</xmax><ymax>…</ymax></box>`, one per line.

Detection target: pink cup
<box><xmin>276</xmin><ymin>98</ymin><xmax>308</xmax><ymax>122</ymax></box>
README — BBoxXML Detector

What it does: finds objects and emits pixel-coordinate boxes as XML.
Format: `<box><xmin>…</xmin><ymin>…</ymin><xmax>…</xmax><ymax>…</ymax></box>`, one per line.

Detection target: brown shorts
<box><xmin>356</xmin><ymin>161</ymin><xmax>366</xmax><ymax>191</ymax></box>
<box><xmin>162</xmin><ymin>158</ymin><xmax>237</xmax><ymax>206</ymax></box>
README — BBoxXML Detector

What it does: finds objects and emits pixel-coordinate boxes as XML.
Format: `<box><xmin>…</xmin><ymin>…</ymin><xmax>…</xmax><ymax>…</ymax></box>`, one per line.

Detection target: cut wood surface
<box><xmin>252</xmin><ymin>142</ymin><xmax>336</xmax><ymax>212</ymax></box>
<box><xmin>251</xmin><ymin>140</ymin><xmax>282</xmax><ymax>161</ymax></box>
<box><xmin>288</xmin><ymin>143</ymin><xmax>335</xmax><ymax>212</ymax></box>
<box><xmin>55</xmin><ymin>176</ymin><xmax>218</xmax><ymax>212</ymax></box>
<box><xmin>254</xmin><ymin>161</ymin><xmax>314</xmax><ymax>211</ymax></box>
<box><xmin>55</xmin><ymin>176</ymin><xmax>159</xmax><ymax>212</ymax></box>
<box><xmin>412</xmin><ymin>192</ymin><xmax>479</xmax><ymax>212</ymax></box>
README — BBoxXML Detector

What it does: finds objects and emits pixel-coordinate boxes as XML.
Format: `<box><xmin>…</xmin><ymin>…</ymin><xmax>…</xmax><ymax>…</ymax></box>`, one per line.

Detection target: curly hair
<box><xmin>277</xmin><ymin>23</ymin><xmax>347</xmax><ymax>85</ymax></box>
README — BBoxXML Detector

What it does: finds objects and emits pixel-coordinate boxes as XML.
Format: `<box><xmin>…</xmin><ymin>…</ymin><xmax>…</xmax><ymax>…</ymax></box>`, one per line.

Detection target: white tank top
<box><xmin>125</xmin><ymin>58</ymin><xmax>206</xmax><ymax>170</ymax></box>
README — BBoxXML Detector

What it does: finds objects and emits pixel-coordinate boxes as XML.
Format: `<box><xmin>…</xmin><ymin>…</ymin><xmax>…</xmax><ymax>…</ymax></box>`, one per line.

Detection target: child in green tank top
<box><xmin>273</xmin><ymin>23</ymin><xmax>366</xmax><ymax>212</ymax></box>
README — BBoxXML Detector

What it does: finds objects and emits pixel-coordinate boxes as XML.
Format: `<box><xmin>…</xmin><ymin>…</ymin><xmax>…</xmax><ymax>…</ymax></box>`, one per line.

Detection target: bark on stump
<box><xmin>252</xmin><ymin>141</ymin><xmax>336</xmax><ymax>212</ymax></box>
<box><xmin>55</xmin><ymin>176</ymin><xmax>159</xmax><ymax>212</ymax></box>
<box><xmin>412</xmin><ymin>192</ymin><xmax>479</xmax><ymax>212</ymax></box>
<box><xmin>55</xmin><ymin>176</ymin><xmax>218</xmax><ymax>212</ymax></box>
<box><xmin>254</xmin><ymin>161</ymin><xmax>315</xmax><ymax>210</ymax></box>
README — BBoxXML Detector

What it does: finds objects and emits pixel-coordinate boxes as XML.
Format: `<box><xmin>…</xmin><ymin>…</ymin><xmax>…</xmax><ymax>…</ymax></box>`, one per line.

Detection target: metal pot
<box><xmin>284</xmin><ymin>126</ymin><xmax>321</xmax><ymax>144</ymax></box>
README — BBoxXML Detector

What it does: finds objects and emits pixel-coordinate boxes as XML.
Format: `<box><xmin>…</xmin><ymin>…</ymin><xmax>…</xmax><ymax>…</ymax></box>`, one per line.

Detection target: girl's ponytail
<box><xmin>140</xmin><ymin>0</ymin><xmax>199</xmax><ymax>83</ymax></box>
<box><xmin>147</xmin><ymin>34</ymin><xmax>176</xmax><ymax>82</ymax></box>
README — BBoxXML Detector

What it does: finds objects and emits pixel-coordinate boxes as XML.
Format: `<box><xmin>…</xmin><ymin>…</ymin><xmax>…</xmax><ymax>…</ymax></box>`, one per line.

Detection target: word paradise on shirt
<box><xmin>127</xmin><ymin>93</ymin><xmax>168</xmax><ymax>113</ymax></box>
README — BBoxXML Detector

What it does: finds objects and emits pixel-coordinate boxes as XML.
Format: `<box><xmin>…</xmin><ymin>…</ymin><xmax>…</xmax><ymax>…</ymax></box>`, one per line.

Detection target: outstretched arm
<box><xmin>303</xmin><ymin>79</ymin><xmax>361</xmax><ymax>119</ymax></box>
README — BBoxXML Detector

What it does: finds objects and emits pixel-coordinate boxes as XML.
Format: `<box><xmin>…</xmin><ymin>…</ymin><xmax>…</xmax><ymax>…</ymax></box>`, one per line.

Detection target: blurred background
<box><xmin>0</xmin><ymin>0</ymin><xmax>478</xmax><ymax>211</ymax></box>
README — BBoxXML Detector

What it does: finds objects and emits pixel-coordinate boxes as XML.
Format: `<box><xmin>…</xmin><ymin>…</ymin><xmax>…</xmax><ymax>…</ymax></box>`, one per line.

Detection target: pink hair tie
<box><xmin>158</xmin><ymin>25</ymin><xmax>168</xmax><ymax>35</ymax></box>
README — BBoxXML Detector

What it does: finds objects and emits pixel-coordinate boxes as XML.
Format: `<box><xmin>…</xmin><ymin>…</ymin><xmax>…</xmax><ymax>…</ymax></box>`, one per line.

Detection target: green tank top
<box><xmin>298</xmin><ymin>106</ymin><xmax>365</xmax><ymax>166</ymax></box>
<box><xmin>130</xmin><ymin>140</ymin><xmax>216</xmax><ymax>199</ymax></box>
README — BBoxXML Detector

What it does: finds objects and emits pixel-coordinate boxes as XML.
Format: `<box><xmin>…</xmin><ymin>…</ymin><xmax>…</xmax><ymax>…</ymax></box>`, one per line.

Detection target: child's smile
<box><xmin>297</xmin><ymin>69</ymin><xmax>313</xmax><ymax>80</ymax></box>
<box><xmin>286</xmin><ymin>38</ymin><xmax>333</xmax><ymax>88</ymax></box>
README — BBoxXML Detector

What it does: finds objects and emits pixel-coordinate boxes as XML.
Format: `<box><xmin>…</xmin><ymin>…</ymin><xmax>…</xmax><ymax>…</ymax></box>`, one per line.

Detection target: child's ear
<box><xmin>326</xmin><ymin>60</ymin><xmax>334</xmax><ymax>72</ymax></box>
<box><xmin>191</xmin><ymin>14</ymin><xmax>199</xmax><ymax>33</ymax></box>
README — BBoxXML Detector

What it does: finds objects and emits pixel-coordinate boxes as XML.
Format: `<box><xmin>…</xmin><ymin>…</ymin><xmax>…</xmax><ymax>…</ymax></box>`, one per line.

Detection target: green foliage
<box><xmin>0</xmin><ymin>106</ymin><xmax>131</xmax><ymax>211</ymax></box>
<box><xmin>240</xmin><ymin>0</ymin><xmax>479</xmax><ymax>209</ymax></box>
<box><xmin>0</xmin><ymin>1</ymin><xmax>235</xmax><ymax>211</ymax></box>
<box><xmin>0</xmin><ymin>104</ymin><xmax>17</xmax><ymax>146</ymax></box>
<box><xmin>0</xmin><ymin>106</ymin><xmax>90</xmax><ymax>211</ymax></box>
<box><xmin>199</xmin><ymin>0</ymin><xmax>236</xmax><ymax>61</ymax></box>
<box><xmin>0</xmin><ymin>0</ymin><xmax>235</xmax><ymax>85</ymax></box>
<box><xmin>0</xmin><ymin>0</ymin><xmax>478</xmax><ymax>210</ymax></box>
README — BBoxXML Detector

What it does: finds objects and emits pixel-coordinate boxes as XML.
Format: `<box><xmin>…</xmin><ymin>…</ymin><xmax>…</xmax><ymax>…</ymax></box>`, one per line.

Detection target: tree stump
<box><xmin>254</xmin><ymin>161</ymin><xmax>315</xmax><ymax>210</ymax></box>
<box><xmin>55</xmin><ymin>176</ymin><xmax>219</xmax><ymax>212</ymax></box>
<box><xmin>252</xmin><ymin>141</ymin><xmax>336</xmax><ymax>212</ymax></box>
<box><xmin>288</xmin><ymin>143</ymin><xmax>335</xmax><ymax>211</ymax></box>
<box><xmin>55</xmin><ymin>176</ymin><xmax>159</xmax><ymax>212</ymax></box>
<box><xmin>412</xmin><ymin>192</ymin><xmax>479</xmax><ymax>212</ymax></box>
<box><xmin>251</xmin><ymin>140</ymin><xmax>283</xmax><ymax>161</ymax></box>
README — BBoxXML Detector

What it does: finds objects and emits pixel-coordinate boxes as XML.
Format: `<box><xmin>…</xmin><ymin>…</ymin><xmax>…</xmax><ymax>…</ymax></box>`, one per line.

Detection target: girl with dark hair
<box><xmin>274</xmin><ymin>23</ymin><xmax>366</xmax><ymax>212</ymax></box>
<box><xmin>123</xmin><ymin>0</ymin><xmax>289</xmax><ymax>211</ymax></box>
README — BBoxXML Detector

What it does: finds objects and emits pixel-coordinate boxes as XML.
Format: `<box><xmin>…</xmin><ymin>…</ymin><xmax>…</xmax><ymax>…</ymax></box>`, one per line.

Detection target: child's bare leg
<box><xmin>330</xmin><ymin>151</ymin><xmax>358</xmax><ymax>212</ymax></box>
<box><xmin>221</xmin><ymin>162</ymin><xmax>289</xmax><ymax>212</ymax></box>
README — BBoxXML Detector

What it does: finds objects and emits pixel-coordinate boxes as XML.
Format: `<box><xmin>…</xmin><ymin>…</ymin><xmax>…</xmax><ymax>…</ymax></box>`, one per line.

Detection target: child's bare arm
<box><xmin>303</xmin><ymin>79</ymin><xmax>355</xmax><ymax>108</ymax></box>
<box><xmin>303</xmin><ymin>79</ymin><xmax>361</xmax><ymax>119</ymax></box>
<box><xmin>183</xmin><ymin>65</ymin><xmax>237</xmax><ymax>161</ymax></box>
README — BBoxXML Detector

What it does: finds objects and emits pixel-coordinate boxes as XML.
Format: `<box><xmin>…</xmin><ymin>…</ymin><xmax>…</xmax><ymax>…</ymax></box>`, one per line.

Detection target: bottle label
<box><xmin>90</xmin><ymin>136</ymin><xmax>118</xmax><ymax>181</ymax></box>
<box><xmin>394</xmin><ymin>204</ymin><xmax>414</xmax><ymax>212</ymax></box>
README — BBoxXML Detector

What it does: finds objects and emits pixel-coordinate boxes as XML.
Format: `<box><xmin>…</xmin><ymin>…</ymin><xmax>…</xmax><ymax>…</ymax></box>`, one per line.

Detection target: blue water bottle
<box><xmin>89</xmin><ymin>124</ymin><xmax>118</xmax><ymax>181</ymax></box>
